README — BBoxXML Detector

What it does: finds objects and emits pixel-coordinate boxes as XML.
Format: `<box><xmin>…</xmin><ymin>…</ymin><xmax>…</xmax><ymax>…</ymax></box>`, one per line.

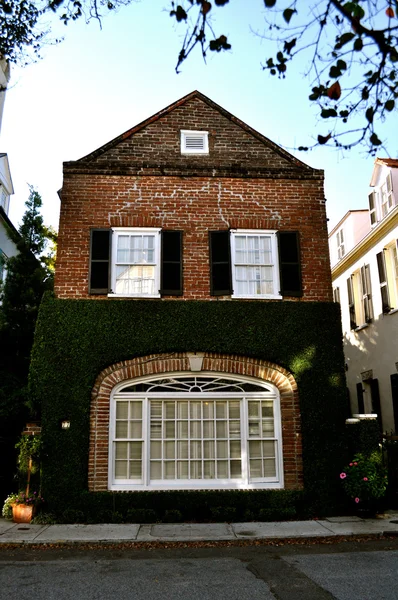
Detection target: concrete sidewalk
<box><xmin>1</xmin><ymin>513</ymin><xmax>398</xmax><ymax>545</ymax></box>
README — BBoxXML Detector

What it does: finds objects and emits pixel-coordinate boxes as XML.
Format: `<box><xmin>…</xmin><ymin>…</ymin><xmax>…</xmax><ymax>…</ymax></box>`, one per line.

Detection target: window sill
<box><xmin>386</xmin><ymin>307</ymin><xmax>398</xmax><ymax>315</ymax></box>
<box><xmin>108</xmin><ymin>293</ymin><xmax>161</xmax><ymax>299</ymax></box>
<box><xmin>231</xmin><ymin>294</ymin><xmax>283</xmax><ymax>300</ymax></box>
<box><xmin>109</xmin><ymin>481</ymin><xmax>284</xmax><ymax>491</ymax></box>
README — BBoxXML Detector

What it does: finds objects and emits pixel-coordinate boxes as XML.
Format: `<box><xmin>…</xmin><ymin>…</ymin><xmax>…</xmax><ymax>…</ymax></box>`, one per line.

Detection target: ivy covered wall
<box><xmin>29</xmin><ymin>294</ymin><xmax>347</xmax><ymax>519</ymax></box>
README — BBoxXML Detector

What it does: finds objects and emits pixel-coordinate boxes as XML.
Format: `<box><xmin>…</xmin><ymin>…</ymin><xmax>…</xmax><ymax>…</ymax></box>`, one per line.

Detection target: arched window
<box><xmin>109</xmin><ymin>373</ymin><xmax>284</xmax><ymax>490</ymax></box>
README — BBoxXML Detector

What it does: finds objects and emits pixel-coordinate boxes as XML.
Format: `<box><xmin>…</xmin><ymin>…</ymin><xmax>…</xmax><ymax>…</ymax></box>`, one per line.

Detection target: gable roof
<box><xmin>370</xmin><ymin>156</ymin><xmax>398</xmax><ymax>186</ymax></box>
<box><xmin>74</xmin><ymin>90</ymin><xmax>318</xmax><ymax>174</ymax></box>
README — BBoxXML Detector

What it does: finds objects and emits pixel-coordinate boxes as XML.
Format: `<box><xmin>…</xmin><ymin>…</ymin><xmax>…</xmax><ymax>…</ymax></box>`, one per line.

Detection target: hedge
<box><xmin>29</xmin><ymin>293</ymin><xmax>348</xmax><ymax>520</ymax></box>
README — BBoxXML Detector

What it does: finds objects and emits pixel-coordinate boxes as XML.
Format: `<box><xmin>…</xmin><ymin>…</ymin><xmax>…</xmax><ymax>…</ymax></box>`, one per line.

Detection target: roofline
<box><xmin>328</xmin><ymin>209</ymin><xmax>369</xmax><ymax>237</ymax></box>
<box><xmin>75</xmin><ymin>90</ymin><xmax>321</xmax><ymax>173</ymax></box>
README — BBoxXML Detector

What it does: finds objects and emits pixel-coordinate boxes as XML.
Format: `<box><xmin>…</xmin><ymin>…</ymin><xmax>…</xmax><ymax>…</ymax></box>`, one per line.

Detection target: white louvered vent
<box><xmin>181</xmin><ymin>130</ymin><xmax>209</xmax><ymax>154</ymax></box>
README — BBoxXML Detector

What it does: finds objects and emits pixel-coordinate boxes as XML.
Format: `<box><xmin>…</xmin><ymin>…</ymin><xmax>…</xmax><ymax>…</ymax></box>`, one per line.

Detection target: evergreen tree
<box><xmin>0</xmin><ymin>186</ymin><xmax>56</xmax><ymax>499</ymax></box>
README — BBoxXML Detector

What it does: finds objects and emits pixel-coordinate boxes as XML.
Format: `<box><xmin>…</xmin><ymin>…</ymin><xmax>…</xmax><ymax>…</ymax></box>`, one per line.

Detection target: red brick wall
<box><xmin>89</xmin><ymin>352</ymin><xmax>302</xmax><ymax>491</ymax></box>
<box><xmin>55</xmin><ymin>95</ymin><xmax>331</xmax><ymax>301</ymax></box>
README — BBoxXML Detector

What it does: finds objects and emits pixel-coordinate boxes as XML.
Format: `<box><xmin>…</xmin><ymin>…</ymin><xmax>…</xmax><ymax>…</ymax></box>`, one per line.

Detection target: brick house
<box><xmin>32</xmin><ymin>91</ymin><xmax>346</xmax><ymax>513</ymax></box>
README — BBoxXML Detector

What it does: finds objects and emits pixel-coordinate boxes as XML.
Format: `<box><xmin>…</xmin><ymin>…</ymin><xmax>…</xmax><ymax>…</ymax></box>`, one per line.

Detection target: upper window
<box><xmin>109</xmin><ymin>374</ymin><xmax>283</xmax><ymax>491</ymax></box>
<box><xmin>180</xmin><ymin>130</ymin><xmax>209</xmax><ymax>154</ymax></box>
<box><xmin>347</xmin><ymin>264</ymin><xmax>373</xmax><ymax>329</ymax></box>
<box><xmin>209</xmin><ymin>229</ymin><xmax>302</xmax><ymax>298</ymax></box>
<box><xmin>369</xmin><ymin>172</ymin><xmax>395</xmax><ymax>225</ymax></box>
<box><xmin>230</xmin><ymin>230</ymin><xmax>281</xmax><ymax>299</ymax></box>
<box><xmin>336</xmin><ymin>228</ymin><xmax>345</xmax><ymax>259</ymax></box>
<box><xmin>89</xmin><ymin>228</ymin><xmax>183</xmax><ymax>297</ymax></box>
<box><xmin>111</xmin><ymin>228</ymin><xmax>161</xmax><ymax>297</ymax></box>
<box><xmin>377</xmin><ymin>240</ymin><xmax>398</xmax><ymax>313</ymax></box>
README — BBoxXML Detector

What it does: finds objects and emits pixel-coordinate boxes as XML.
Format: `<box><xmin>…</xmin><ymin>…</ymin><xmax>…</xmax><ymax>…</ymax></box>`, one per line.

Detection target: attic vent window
<box><xmin>181</xmin><ymin>130</ymin><xmax>209</xmax><ymax>154</ymax></box>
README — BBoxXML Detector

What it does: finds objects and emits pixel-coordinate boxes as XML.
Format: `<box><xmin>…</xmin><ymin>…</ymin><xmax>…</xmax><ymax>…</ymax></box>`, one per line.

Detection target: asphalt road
<box><xmin>1</xmin><ymin>537</ymin><xmax>398</xmax><ymax>600</ymax></box>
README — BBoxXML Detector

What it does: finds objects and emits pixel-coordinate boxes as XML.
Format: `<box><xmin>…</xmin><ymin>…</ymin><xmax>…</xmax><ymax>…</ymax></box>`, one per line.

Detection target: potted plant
<box><xmin>340</xmin><ymin>450</ymin><xmax>388</xmax><ymax>516</ymax></box>
<box><xmin>11</xmin><ymin>490</ymin><xmax>44</xmax><ymax>523</ymax></box>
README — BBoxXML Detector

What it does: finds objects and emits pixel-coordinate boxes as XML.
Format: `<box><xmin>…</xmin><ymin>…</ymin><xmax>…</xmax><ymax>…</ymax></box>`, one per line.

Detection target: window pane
<box><xmin>204</xmin><ymin>440</ymin><xmax>215</xmax><ymax>459</ymax></box>
<box><xmin>177</xmin><ymin>402</ymin><xmax>188</xmax><ymax>419</ymax></box>
<box><xmin>177</xmin><ymin>440</ymin><xmax>188</xmax><ymax>459</ymax></box>
<box><xmin>164</xmin><ymin>441</ymin><xmax>175</xmax><ymax>459</ymax></box>
<box><xmin>151</xmin><ymin>441</ymin><xmax>161</xmax><ymax>459</ymax></box>
<box><xmin>248</xmin><ymin>402</ymin><xmax>259</xmax><ymax>418</ymax></box>
<box><xmin>115</xmin><ymin>461</ymin><xmax>128</xmax><ymax>479</ymax></box>
<box><xmin>129</xmin><ymin>461</ymin><xmax>142</xmax><ymax>480</ymax></box>
<box><xmin>262</xmin><ymin>421</ymin><xmax>274</xmax><ymax>437</ymax></box>
<box><xmin>165</xmin><ymin>401</ymin><xmax>175</xmax><ymax>419</ymax></box>
<box><xmin>129</xmin><ymin>442</ymin><xmax>142</xmax><ymax>460</ymax></box>
<box><xmin>150</xmin><ymin>461</ymin><xmax>161</xmax><ymax>479</ymax></box>
<box><xmin>216</xmin><ymin>421</ymin><xmax>227</xmax><ymax>438</ymax></box>
<box><xmin>151</xmin><ymin>422</ymin><xmax>162</xmax><ymax>439</ymax></box>
<box><xmin>190</xmin><ymin>402</ymin><xmax>201</xmax><ymax>419</ymax></box>
<box><xmin>203</xmin><ymin>401</ymin><xmax>214</xmax><ymax>419</ymax></box>
<box><xmin>177</xmin><ymin>461</ymin><xmax>188</xmax><ymax>479</ymax></box>
<box><xmin>248</xmin><ymin>421</ymin><xmax>260</xmax><ymax>437</ymax></box>
<box><xmin>177</xmin><ymin>421</ymin><xmax>188</xmax><ymax>438</ymax></box>
<box><xmin>249</xmin><ymin>459</ymin><xmax>262</xmax><ymax>478</ymax></box>
<box><xmin>261</xmin><ymin>402</ymin><xmax>273</xmax><ymax>418</ymax></box>
<box><xmin>229</xmin><ymin>402</ymin><xmax>240</xmax><ymax>419</ymax></box>
<box><xmin>249</xmin><ymin>440</ymin><xmax>261</xmax><ymax>458</ymax></box>
<box><xmin>263</xmin><ymin>460</ymin><xmax>276</xmax><ymax>477</ymax></box>
<box><xmin>262</xmin><ymin>441</ymin><xmax>275</xmax><ymax>458</ymax></box>
<box><xmin>190</xmin><ymin>421</ymin><xmax>201</xmax><ymax>438</ymax></box>
<box><xmin>204</xmin><ymin>461</ymin><xmax>216</xmax><ymax>479</ymax></box>
<box><xmin>165</xmin><ymin>462</ymin><xmax>175</xmax><ymax>480</ymax></box>
<box><xmin>217</xmin><ymin>440</ymin><xmax>228</xmax><ymax>458</ymax></box>
<box><xmin>230</xmin><ymin>440</ymin><xmax>241</xmax><ymax>459</ymax></box>
<box><xmin>229</xmin><ymin>420</ymin><xmax>240</xmax><ymax>438</ymax></box>
<box><xmin>116</xmin><ymin>421</ymin><xmax>128</xmax><ymax>438</ymax></box>
<box><xmin>130</xmin><ymin>421</ymin><xmax>142</xmax><ymax>438</ymax></box>
<box><xmin>231</xmin><ymin>460</ymin><xmax>242</xmax><ymax>478</ymax></box>
<box><xmin>116</xmin><ymin>402</ymin><xmax>129</xmax><ymax>419</ymax></box>
<box><xmin>115</xmin><ymin>442</ymin><xmax>128</xmax><ymax>459</ymax></box>
<box><xmin>165</xmin><ymin>421</ymin><xmax>175</xmax><ymax>438</ymax></box>
<box><xmin>151</xmin><ymin>401</ymin><xmax>162</xmax><ymax>418</ymax></box>
<box><xmin>190</xmin><ymin>461</ymin><xmax>202</xmax><ymax>478</ymax></box>
<box><xmin>217</xmin><ymin>461</ymin><xmax>228</xmax><ymax>478</ymax></box>
<box><xmin>216</xmin><ymin>402</ymin><xmax>227</xmax><ymax>418</ymax></box>
<box><xmin>203</xmin><ymin>421</ymin><xmax>214</xmax><ymax>438</ymax></box>
<box><xmin>190</xmin><ymin>440</ymin><xmax>202</xmax><ymax>459</ymax></box>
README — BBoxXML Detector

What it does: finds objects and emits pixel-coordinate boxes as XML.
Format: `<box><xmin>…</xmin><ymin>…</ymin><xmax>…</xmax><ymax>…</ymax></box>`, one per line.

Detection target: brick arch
<box><xmin>89</xmin><ymin>352</ymin><xmax>302</xmax><ymax>491</ymax></box>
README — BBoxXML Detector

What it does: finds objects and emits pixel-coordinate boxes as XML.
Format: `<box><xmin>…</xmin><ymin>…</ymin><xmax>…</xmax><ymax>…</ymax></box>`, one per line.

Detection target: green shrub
<box><xmin>126</xmin><ymin>508</ymin><xmax>158</xmax><ymax>523</ymax></box>
<box><xmin>163</xmin><ymin>509</ymin><xmax>183</xmax><ymax>523</ymax></box>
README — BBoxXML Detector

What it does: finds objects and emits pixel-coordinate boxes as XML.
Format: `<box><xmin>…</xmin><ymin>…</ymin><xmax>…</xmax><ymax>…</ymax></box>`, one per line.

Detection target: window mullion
<box><xmin>143</xmin><ymin>398</ymin><xmax>150</xmax><ymax>487</ymax></box>
<box><xmin>241</xmin><ymin>399</ymin><xmax>249</xmax><ymax>485</ymax></box>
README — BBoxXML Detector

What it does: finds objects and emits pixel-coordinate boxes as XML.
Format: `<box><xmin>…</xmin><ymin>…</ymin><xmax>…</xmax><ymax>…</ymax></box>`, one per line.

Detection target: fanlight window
<box><xmin>109</xmin><ymin>374</ymin><xmax>283</xmax><ymax>491</ymax></box>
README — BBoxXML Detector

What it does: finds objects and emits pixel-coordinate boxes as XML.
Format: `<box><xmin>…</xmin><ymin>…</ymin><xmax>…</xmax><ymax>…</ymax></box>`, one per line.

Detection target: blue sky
<box><xmin>2</xmin><ymin>0</ymin><xmax>398</xmax><ymax>232</ymax></box>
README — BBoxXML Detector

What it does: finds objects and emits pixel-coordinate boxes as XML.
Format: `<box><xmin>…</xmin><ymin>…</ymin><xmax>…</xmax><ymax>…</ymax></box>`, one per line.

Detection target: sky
<box><xmin>1</xmin><ymin>0</ymin><xmax>398</xmax><ymax>233</ymax></box>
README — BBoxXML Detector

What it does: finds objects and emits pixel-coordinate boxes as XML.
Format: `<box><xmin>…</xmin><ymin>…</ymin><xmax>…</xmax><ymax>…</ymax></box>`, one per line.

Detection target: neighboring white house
<box><xmin>0</xmin><ymin>153</ymin><xmax>17</xmax><ymax>283</ymax></box>
<box><xmin>329</xmin><ymin>158</ymin><xmax>398</xmax><ymax>433</ymax></box>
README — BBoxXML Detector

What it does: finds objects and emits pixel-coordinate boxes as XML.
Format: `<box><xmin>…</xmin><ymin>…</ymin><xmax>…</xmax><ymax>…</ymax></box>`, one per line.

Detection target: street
<box><xmin>1</xmin><ymin>537</ymin><xmax>398</xmax><ymax>600</ymax></box>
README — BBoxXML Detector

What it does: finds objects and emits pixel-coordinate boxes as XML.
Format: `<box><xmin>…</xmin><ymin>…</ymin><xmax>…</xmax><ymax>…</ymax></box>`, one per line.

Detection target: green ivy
<box><xmin>29</xmin><ymin>293</ymin><xmax>348</xmax><ymax>519</ymax></box>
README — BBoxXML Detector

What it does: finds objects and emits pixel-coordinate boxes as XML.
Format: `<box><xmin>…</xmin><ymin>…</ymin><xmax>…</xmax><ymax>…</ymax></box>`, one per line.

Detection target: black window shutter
<box><xmin>209</xmin><ymin>230</ymin><xmax>232</xmax><ymax>296</ymax></box>
<box><xmin>391</xmin><ymin>374</ymin><xmax>398</xmax><ymax>433</ymax></box>
<box><xmin>161</xmin><ymin>230</ymin><xmax>183</xmax><ymax>296</ymax></box>
<box><xmin>356</xmin><ymin>383</ymin><xmax>364</xmax><ymax>414</ymax></box>
<box><xmin>89</xmin><ymin>229</ymin><xmax>110</xmax><ymax>294</ymax></box>
<box><xmin>277</xmin><ymin>231</ymin><xmax>302</xmax><ymax>297</ymax></box>
<box><xmin>376</xmin><ymin>251</ymin><xmax>391</xmax><ymax>313</ymax></box>
<box><xmin>370</xmin><ymin>379</ymin><xmax>382</xmax><ymax>432</ymax></box>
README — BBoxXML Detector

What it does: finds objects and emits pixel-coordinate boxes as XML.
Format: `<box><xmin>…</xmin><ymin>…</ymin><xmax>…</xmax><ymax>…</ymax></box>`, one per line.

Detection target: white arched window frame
<box><xmin>108</xmin><ymin>373</ymin><xmax>284</xmax><ymax>491</ymax></box>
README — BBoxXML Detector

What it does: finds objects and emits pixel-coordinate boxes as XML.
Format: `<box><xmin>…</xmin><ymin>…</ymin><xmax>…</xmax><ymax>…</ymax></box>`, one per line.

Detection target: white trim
<box><xmin>108</xmin><ymin>372</ymin><xmax>284</xmax><ymax>491</ymax></box>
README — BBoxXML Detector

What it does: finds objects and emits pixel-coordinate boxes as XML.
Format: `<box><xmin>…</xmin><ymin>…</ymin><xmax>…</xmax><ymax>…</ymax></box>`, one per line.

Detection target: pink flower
<box><xmin>340</xmin><ymin>472</ymin><xmax>347</xmax><ymax>479</ymax></box>
<box><xmin>353</xmin><ymin>462</ymin><xmax>358</xmax><ymax>466</ymax></box>
<box><xmin>349</xmin><ymin>463</ymin><xmax>353</xmax><ymax>466</ymax></box>
<box><xmin>355</xmin><ymin>497</ymin><xmax>360</xmax><ymax>503</ymax></box>
<box><xmin>363</xmin><ymin>477</ymin><xmax>368</xmax><ymax>481</ymax></box>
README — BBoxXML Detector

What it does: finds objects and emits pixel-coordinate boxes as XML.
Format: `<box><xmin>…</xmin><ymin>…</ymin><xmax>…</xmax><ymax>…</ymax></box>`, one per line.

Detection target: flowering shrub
<box><xmin>13</xmin><ymin>491</ymin><xmax>44</xmax><ymax>506</ymax></box>
<box><xmin>340</xmin><ymin>451</ymin><xmax>388</xmax><ymax>507</ymax></box>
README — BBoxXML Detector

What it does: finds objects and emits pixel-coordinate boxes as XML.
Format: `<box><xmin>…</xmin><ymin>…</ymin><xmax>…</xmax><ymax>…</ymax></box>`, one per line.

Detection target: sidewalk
<box><xmin>1</xmin><ymin>513</ymin><xmax>398</xmax><ymax>545</ymax></box>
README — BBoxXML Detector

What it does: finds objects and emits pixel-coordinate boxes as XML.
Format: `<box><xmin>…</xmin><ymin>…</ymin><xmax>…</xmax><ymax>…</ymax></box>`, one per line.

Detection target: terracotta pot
<box><xmin>12</xmin><ymin>503</ymin><xmax>35</xmax><ymax>524</ymax></box>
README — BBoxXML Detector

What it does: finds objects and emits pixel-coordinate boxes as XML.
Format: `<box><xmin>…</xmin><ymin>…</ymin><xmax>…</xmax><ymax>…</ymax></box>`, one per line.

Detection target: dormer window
<box><xmin>180</xmin><ymin>130</ymin><xmax>209</xmax><ymax>154</ymax></box>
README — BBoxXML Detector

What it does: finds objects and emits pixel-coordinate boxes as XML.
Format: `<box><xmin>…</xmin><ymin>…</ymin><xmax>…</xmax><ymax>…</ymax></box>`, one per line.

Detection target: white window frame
<box><xmin>230</xmin><ymin>229</ymin><xmax>281</xmax><ymax>299</ymax></box>
<box><xmin>108</xmin><ymin>373</ymin><xmax>284</xmax><ymax>491</ymax></box>
<box><xmin>109</xmin><ymin>227</ymin><xmax>161</xmax><ymax>298</ymax></box>
<box><xmin>180</xmin><ymin>130</ymin><xmax>209</xmax><ymax>155</ymax></box>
